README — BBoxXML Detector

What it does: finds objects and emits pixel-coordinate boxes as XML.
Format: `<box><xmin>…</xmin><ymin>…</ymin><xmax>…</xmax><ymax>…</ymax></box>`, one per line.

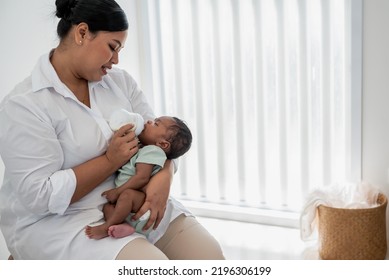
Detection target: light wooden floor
<box><xmin>197</xmin><ymin>216</ymin><xmax>316</xmax><ymax>260</ymax></box>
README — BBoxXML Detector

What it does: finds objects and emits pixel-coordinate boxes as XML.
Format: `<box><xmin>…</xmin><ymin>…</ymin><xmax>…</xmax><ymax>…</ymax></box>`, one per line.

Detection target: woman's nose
<box><xmin>111</xmin><ymin>51</ymin><xmax>119</xmax><ymax>64</ymax></box>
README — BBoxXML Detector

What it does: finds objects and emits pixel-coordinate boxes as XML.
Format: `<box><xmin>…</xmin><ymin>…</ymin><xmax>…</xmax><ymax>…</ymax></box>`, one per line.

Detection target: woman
<box><xmin>0</xmin><ymin>0</ymin><xmax>224</xmax><ymax>260</ymax></box>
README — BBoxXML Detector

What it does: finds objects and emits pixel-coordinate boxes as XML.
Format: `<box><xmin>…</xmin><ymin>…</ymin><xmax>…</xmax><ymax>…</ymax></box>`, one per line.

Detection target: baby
<box><xmin>85</xmin><ymin>110</ymin><xmax>192</xmax><ymax>239</ymax></box>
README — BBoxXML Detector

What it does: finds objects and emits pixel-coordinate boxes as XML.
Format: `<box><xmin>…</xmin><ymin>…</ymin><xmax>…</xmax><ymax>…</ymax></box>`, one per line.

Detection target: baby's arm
<box><xmin>118</xmin><ymin>163</ymin><xmax>154</xmax><ymax>192</ymax></box>
<box><xmin>103</xmin><ymin>163</ymin><xmax>154</xmax><ymax>202</ymax></box>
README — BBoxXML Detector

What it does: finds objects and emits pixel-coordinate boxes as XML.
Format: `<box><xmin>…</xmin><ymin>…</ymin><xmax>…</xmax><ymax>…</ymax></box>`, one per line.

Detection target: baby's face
<box><xmin>138</xmin><ymin>116</ymin><xmax>175</xmax><ymax>145</ymax></box>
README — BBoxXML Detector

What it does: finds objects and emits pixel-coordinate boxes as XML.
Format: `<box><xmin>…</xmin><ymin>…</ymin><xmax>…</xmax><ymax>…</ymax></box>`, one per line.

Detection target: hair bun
<box><xmin>55</xmin><ymin>0</ymin><xmax>78</xmax><ymax>20</ymax></box>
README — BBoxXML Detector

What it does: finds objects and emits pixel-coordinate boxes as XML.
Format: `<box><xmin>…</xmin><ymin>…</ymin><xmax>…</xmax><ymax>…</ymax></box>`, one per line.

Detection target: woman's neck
<box><xmin>50</xmin><ymin>48</ymin><xmax>90</xmax><ymax>106</ymax></box>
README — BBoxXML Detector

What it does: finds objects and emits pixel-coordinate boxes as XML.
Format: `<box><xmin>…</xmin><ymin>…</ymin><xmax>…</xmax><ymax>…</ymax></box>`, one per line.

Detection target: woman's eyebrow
<box><xmin>112</xmin><ymin>40</ymin><xmax>124</xmax><ymax>50</ymax></box>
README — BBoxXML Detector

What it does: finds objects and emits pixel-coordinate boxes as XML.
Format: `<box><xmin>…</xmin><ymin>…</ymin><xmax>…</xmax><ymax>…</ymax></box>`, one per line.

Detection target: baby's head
<box><xmin>139</xmin><ymin>116</ymin><xmax>192</xmax><ymax>159</ymax></box>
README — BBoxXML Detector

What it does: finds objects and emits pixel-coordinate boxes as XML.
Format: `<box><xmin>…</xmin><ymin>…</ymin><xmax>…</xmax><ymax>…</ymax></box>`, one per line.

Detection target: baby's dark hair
<box><xmin>166</xmin><ymin>117</ymin><xmax>192</xmax><ymax>159</ymax></box>
<box><xmin>55</xmin><ymin>0</ymin><xmax>128</xmax><ymax>39</ymax></box>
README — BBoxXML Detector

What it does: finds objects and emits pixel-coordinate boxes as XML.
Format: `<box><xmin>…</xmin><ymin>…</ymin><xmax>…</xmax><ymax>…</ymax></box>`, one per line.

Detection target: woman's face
<box><xmin>78</xmin><ymin>30</ymin><xmax>128</xmax><ymax>81</ymax></box>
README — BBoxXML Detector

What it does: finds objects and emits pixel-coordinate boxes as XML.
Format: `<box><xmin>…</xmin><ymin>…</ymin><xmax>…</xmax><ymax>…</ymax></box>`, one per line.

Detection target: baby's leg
<box><xmin>103</xmin><ymin>203</ymin><xmax>115</xmax><ymax>220</ymax></box>
<box><xmin>86</xmin><ymin>190</ymin><xmax>145</xmax><ymax>239</ymax></box>
<box><xmin>85</xmin><ymin>203</ymin><xmax>114</xmax><ymax>239</ymax></box>
<box><xmin>107</xmin><ymin>189</ymin><xmax>145</xmax><ymax>224</ymax></box>
<box><xmin>107</xmin><ymin>190</ymin><xmax>146</xmax><ymax>238</ymax></box>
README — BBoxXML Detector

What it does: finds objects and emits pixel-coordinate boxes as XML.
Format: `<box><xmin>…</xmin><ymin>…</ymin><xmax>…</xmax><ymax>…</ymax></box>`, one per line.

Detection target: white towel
<box><xmin>300</xmin><ymin>182</ymin><xmax>381</xmax><ymax>241</ymax></box>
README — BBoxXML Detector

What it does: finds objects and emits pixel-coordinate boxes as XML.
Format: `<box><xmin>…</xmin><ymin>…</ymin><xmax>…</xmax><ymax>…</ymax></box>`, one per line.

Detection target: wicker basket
<box><xmin>317</xmin><ymin>193</ymin><xmax>387</xmax><ymax>260</ymax></box>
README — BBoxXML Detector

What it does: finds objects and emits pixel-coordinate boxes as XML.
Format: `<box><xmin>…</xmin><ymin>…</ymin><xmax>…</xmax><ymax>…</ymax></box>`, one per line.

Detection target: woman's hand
<box><xmin>105</xmin><ymin>124</ymin><xmax>139</xmax><ymax>169</ymax></box>
<box><xmin>71</xmin><ymin>124</ymin><xmax>139</xmax><ymax>204</ymax></box>
<box><xmin>131</xmin><ymin>160</ymin><xmax>174</xmax><ymax>230</ymax></box>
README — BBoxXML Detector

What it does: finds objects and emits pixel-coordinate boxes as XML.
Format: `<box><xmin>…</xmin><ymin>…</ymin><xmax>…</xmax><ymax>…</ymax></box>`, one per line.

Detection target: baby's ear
<box><xmin>158</xmin><ymin>140</ymin><xmax>171</xmax><ymax>152</ymax></box>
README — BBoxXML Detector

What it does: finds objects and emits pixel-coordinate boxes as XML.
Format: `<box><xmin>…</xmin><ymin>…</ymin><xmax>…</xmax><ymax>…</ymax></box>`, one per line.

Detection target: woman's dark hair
<box><xmin>55</xmin><ymin>0</ymin><xmax>128</xmax><ymax>39</ymax></box>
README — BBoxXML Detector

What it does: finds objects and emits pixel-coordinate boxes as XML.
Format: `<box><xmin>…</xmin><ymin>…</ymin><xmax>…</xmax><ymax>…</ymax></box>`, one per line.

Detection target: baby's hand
<box><xmin>102</xmin><ymin>189</ymin><xmax>119</xmax><ymax>203</ymax></box>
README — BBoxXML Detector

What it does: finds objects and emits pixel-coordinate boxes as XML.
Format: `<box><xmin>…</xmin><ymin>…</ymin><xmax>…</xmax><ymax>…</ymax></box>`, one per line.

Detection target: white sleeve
<box><xmin>0</xmin><ymin>97</ymin><xmax>76</xmax><ymax>215</ymax></box>
<box><xmin>123</xmin><ymin>71</ymin><xmax>156</xmax><ymax>120</ymax></box>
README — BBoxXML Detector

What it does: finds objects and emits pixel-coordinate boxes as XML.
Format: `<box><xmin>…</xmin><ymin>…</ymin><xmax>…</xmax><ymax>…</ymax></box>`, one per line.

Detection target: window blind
<box><xmin>135</xmin><ymin>0</ymin><xmax>362</xmax><ymax>226</ymax></box>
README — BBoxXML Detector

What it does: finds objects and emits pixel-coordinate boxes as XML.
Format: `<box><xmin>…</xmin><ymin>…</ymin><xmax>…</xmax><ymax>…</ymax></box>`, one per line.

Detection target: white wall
<box><xmin>1</xmin><ymin>0</ymin><xmax>389</xmax><ymax>259</ymax></box>
<box><xmin>362</xmin><ymin>1</ymin><xmax>389</xmax><ymax>190</ymax></box>
<box><xmin>362</xmin><ymin>0</ymin><xmax>389</xmax><ymax>258</ymax></box>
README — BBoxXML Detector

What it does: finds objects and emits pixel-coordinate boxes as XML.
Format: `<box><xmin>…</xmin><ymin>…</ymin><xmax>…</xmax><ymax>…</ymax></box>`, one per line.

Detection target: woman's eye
<box><xmin>109</xmin><ymin>44</ymin><xmax>120</xmax><ymax>52</ymax></box>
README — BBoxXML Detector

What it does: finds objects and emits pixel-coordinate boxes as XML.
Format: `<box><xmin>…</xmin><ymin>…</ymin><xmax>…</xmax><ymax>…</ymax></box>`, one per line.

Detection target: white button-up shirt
<box><xmin>0</xmin><ymin>53</ymin><xmax>190</xmax><ymax>259</ymax></box>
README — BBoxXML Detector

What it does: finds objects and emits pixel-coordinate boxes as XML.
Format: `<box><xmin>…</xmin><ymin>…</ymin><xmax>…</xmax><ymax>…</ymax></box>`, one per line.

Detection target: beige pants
<box><xmin>116</xmin><ymin>214</ymin><xmax>225</xmax><ymax>260</ymax></box>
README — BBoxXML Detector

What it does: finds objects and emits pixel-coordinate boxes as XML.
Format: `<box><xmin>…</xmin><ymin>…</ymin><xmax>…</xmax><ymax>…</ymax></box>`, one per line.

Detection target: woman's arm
<box><xmin>131</xmin><ymin>159</ymin><xmax>174</xmax><ymax>230</ymax></box>
<box><xmin>0</xmin><ymin>90</ymin><xmax>140</xmax><ymax>214</ymax></box>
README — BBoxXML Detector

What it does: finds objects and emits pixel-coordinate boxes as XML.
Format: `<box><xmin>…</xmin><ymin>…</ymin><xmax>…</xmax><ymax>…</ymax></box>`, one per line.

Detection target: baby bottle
<box><xmin>108</xmin><ymin>109</ymin><xmax>145</xmax><ymax>136</ymax></box>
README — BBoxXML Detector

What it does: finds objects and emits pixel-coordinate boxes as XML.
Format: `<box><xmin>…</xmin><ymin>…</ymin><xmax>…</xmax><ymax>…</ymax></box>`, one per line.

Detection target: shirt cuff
<box><xmin>48</xmin><ymin>169</ymin><xmax>76</xmax><ymax>215</ymax></box>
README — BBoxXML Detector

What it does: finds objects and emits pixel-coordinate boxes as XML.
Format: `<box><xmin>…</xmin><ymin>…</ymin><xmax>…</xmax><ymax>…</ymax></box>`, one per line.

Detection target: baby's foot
<box><xmin>85</xmin><ymin>225</ymin><xmax>109</xmax><ymax>240</ymax></box>
<box><xmin>108</xmin><ymin>224</ymin><xmax>135</xmax><ymax>238</ymax></box>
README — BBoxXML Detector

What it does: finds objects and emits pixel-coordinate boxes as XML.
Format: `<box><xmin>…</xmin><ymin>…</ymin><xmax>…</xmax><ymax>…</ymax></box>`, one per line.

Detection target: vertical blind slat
<box><xmin>253</xmin><ymin>0</ymin><xmax>267</xmax><ymax>205</ymax></box>
<box><xmin>154</xmin><ymin>0</ymin><xmax>167</xmax><ymax>112</ymax></box>
<box><xmin>210</xmin><ymin>0</ymin><xmax>227</xmax><ymax>201</ymax></box>
<box><xmin>190</xmin><ymin>0</ymin><xmax>208</xmax><ymax>197</ymax></box>
<box><xmin>231</xmin><ymin>0</ymin><xmax>246</xmax><ymax>202</ymax></box>
<box><xmin>297</xmin><ymin>0</ymin><xmax>310</xmax><ymax>198</ymax></box>
<box><xmin>321</xmin><ymin>1</ymin><xmax>332</xmax><ymax>184</ymax></box>
<box><xmin>275</xmin><ymin>0</ymin><xmax>288</xmax><ymax>206</ymax></box>
<box><xmin>170</xmin><ymin>0</ymin><xmax>191</xmax><ymax>196</ymax></box>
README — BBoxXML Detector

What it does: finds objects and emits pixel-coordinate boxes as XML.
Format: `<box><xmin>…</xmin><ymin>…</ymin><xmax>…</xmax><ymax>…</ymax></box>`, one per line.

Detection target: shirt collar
<box><xmin>90</xmin><ymin>79</ymin><xmax>109</xmax><ymax>90</ymax></box>
<box><xmin>31</xmin><ymin>50</ymin><xmax>109</xmax><ymax>94</ymax></box>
